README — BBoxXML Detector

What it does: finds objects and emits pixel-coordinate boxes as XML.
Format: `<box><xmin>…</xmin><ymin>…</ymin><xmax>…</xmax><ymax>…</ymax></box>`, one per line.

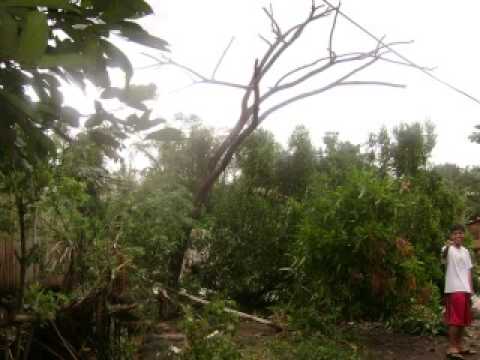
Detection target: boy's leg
<box><xmin>447</xmin><ymin>325</ymin><xmax>460</xmax><ymax>353</ymax></box>
<box><xmin>457</xmin><ymin>327</ymin><xmax>476</xmax><ymax>354</ymax></box>
<box><xmin>457</xmin><ymin>327</ymin><xmax>464</xmax><ymax>351</ymax></box>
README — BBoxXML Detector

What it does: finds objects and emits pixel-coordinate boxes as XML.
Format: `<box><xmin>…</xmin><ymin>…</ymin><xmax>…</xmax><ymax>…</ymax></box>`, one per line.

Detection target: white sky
<box><xmin>67</xmin><ymin>0</ymin><xmax>480</xmax><ymax>168</ymax></box>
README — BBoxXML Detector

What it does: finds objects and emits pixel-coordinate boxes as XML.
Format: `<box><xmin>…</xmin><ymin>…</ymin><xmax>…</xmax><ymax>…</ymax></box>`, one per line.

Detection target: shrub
<box><xmin>180</xmin><ymin>299</ymin><xmax>241</xmax><ymax>360</ymax></box>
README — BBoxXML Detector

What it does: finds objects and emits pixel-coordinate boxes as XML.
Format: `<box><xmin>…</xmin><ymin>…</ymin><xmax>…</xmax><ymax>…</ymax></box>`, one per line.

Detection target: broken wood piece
<box><xmin>177</xmin><ymin>289</ymin><xmax>283</xmax><ymax>332</ymax></box>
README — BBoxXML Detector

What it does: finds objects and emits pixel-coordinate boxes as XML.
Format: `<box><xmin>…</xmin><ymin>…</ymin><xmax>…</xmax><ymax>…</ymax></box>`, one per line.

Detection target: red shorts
<box><xmin>444</xmin><ymin>292</ymin><xmax>472</xmax><ymax>326</ymax></box>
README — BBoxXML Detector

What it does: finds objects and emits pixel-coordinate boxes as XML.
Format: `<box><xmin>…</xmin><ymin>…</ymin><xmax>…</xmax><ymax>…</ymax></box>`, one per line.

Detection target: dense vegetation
<box><xmin>1</xmin><ymin>1</ymin><xmax>480</xmax><ymax>359</ymax></box>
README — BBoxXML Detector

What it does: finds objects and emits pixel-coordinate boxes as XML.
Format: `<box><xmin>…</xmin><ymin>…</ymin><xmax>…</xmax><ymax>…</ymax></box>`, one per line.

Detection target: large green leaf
<box><xmin>117</xmin><ymin>21</ymin><xmax>168</xmax><ymax>51</ymax></box>
<box><xmin>0</xmin><ymin>89</ymin><xmax>43</xmax><ymax>124</ymax></box>
<box><xmin>88</xmin><ymin>129</ymin><xmax>120</xmax><ymax>149</ymax></box>
<box><xmin>85</xmin><ymin>114</ymin><xmax>104</xmax><ymax>128</ymax></box>
<box><xmin>83</xmin><ymin>38</ymin><xmax>110</xmax><ymax>88</ymax></box>
<box><xmin>19</xmin><ymin>118</ymin><xmax>56</xmax><ymax>158</ymax></box>
<box><xmin>16</xmin><ymin>11</ymin><xmax>49</xmax><ymax>64</ymax></box>
<box><xmin>2</xmin><ymin>0</ymin><xmax>81</xmax><ymax>13</ymax></box>
<box><xmin>59</xmin><ymin>106</ymin><xmax>80</xmax><ymax>127</ymax></box>
<box><xmin>125</xmin><ymin>111</ymin><xmax>166</xmax><ymax>132</ymax></box>
<box><xmin>93</xmin><ymin>0</ymin><xmax>153</xmax><ymax>22</ymax></box>
<box><xmin>101</xmin><ymin>40</ymin><xmax>133</xmax><ymax>87</ymax></box>
<box><xmin>101</xmin><ymin>84</ymin><xmax>156</xmax><ymax>111</ymax></box>
<box><xmin>37</xmin><ymin>53</ymin><xmax>87</xmax><ymax>68</ymax></box>
<box><xmin>0</xmin><ymin>10</ymin><xmax>18</xmax><ymax>59</ymax></box>
<box><xmin>124</xmin><ymin>84</ymin><xmax>156</xmax><ymax>103</ymax></box>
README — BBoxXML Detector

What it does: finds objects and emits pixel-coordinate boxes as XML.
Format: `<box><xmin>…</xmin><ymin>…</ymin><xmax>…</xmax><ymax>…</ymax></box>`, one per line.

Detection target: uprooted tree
<box><xmin>148</xmin><ymin>1</ymin><xmax>417</xmax><ymax>287</ymax></box>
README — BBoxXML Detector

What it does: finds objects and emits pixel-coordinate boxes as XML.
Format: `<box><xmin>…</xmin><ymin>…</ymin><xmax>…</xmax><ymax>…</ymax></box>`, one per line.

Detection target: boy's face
<box><xmin>450</xmin><ymin>230</ymin><xmax>465</xmax><ymax>247</ymax></box>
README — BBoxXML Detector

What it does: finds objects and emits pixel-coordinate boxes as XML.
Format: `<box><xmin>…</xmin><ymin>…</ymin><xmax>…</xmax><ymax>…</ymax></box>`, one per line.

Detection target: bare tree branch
<box><xmin>258</xmin><ymin>57</ymin><xmax>385</xmax><ymax>122</ymax></box>
<box><xmin>205</xmin><ymin>60</ymin><xmax>258</xmax><ymax>173</ymax></box>
<box><xmin>143</xmin><ymin>53</ymin><xmax>250</xmax><ymax>91</ymax></box>
<box><xmin>320</xmin><ymin>0</ymin><xmax>480</xmax><ymax>105</ymax></box>
<box><xmin>376</xmin><ymin>56</ymin><xmax>436</xmax><ymax>71</ymax></box>
<box><xmin>269</xmin><ymin>39</ymin><xmax>413</xmax><ymax>95</ymax></box>
<box><xmin>211</xmin><ymin>37</ymin><xmax>235</xmax><ymax>79</ymax></box>
<box><xmin>338</xmin><ymin>81</ymin><xmax>405</xmax><ymax>88</ymax></box>
<box><xmin>258</xmin><ymin>6</ymin><xmax>333</xmax><ymax>81</ymax></box>
<box><xmin>259</xmin><ymin>34</ymin><xmax>273</xmax><ymax>47</ymax></box>
<box><xmin>263</xmin><ymin>5</ymin><xmax>282</xmax><ymax>37</ymax></box>
<box><xmin>252</xmin><ymin>60</ymin><xmax>260</xmax><ymax>127</ymax></box>
<box><xmin>328</xmin><ymin>1</ymin><xmax>340</xmax><ymax>62</ymax></box>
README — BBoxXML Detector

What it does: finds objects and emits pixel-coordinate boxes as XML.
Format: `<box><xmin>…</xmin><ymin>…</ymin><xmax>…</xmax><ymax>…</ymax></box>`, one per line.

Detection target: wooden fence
<box><xmin>0</xmin><ymin>232</ymin><xmax>38</xmax><ymax>293</ymax></box>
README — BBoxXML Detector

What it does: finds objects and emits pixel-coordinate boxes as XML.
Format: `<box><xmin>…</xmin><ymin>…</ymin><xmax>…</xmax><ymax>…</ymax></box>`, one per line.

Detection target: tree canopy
<box><xmin>0</xmin><ymin>0</ymin><xmax>167</xmax><ymax>171</ymax></box>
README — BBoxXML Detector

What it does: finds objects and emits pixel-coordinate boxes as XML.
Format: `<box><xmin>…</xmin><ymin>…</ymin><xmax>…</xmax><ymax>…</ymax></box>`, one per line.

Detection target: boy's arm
<box><xmin>441</xmin><ymin>240</ymin><xmax>454</xmax><ymax>263</ymax></box>
<box><xmin>469</xmin><ymin>269</ymin><xmax>474</xmax><ymax>293</ymax></box>
<box><xmin>468</xmin><ymin>250</ymin><xmax>474</xmax><ymax>293</ymax></box>
<box><xmin>441</xmin><ymin>244</ymin><xmax>450</xmax><ymax>264</ymax></box>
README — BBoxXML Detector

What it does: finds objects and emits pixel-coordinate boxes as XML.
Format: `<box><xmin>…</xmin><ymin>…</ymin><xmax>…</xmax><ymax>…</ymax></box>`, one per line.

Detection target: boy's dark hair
<box><xmin>450</xmin><ymin>224</ymin><xmax>466</xmax><ymax>233</ymax></box>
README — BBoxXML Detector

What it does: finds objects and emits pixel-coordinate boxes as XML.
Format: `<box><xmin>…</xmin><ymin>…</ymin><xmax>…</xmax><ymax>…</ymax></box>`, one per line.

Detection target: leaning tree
<box><xmin>147</xmin><ymin>1</ymin><xmax>418</xmax><ymax>287</ymax></box>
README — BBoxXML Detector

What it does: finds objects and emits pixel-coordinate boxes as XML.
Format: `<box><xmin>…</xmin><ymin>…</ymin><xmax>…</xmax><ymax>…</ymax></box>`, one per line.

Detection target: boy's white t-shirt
<box><xmin>443</xmin><ymin>245</ymin><xmax>473</xmax><ymax>294</ymax></box>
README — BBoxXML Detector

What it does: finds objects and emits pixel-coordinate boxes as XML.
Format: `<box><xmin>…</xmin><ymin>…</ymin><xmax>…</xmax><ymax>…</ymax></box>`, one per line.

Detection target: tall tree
<box><xmin>278</xmin><ymin>125</ymin><xmax>316</xmax><ymax>198</ymax></box>
<box><xmin>152</xmin><ymin>2</ymin><xmax>412</xmax><ymax>286</ymax></box>
<box><xmin>318</xmin><ymin>131</ymin><xmax>367</xmax><ymax>185</ymax></box>
<box><xmin>236</xmin><ymin>129</ymin><xmax>281</xmax><ymax>190</ymax></box>
<box><xmin>391</xmin><ymin>121</ymin><xmax>436</xmax><ymax>177</ymax></box>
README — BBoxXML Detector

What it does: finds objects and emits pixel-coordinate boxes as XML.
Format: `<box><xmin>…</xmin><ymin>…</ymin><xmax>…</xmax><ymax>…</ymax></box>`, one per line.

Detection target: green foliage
<box><xmin>256</xmin><ymin>334</ymin><xmax>362</xmax><ymax>360</ymax></box>
<box><xmin>317</xmin><ymin>132</ymin><xmax>369</xmax><ymax>186</ymax></box>
<box><xmin>140</xmin><ymin>117</ymin><xmax>217</xmax><ymax>193</ymax></box>
<box><xmin>290</xmin><ymin>167</ymin><xmax>463</xmax><ymax>321</ymax></box>
<box><xmin>387</xmin><ymin>284</ymin><xmax>444</xmax><ymax>335</ymax></box>
<box><xmin>119</xmin><ymin>173</ymin><xmax>193</xmax><ymax>284</ymax></box>
<box><xmin>236</xmin><ymin>129</ymin><xmax>282</xmax><ymax>190</ymax></box>
<box><xmin>391</xmin><ymin>121</ymin><xmax>436</xmax><ymax>177</ymax></box>
<box><xmin>277</xmin><ymin>125</ymin><xmax>316</xmax><ymax>198</ymax></box>
<box><xmin>204</xmin><ymin>183</ymin><xmax>296</xmax><ymax>307</ymax></box>
<box><xmin>434</xmin><ymin>164</ymin><xmax>480</xmax><ymax>219</ymax></box>
<box><xmin>0</xmin><ymin>0</ymin><xmax>167</xmax><ymax>171</ymax></box>
<box><xmin>24</xmin><ymin>283</ymin><xmax>70</xmax><ymax>322</ymax></box>
<box><xmin>469</xmin><ymin>124</ymin><xmax>480</xmax><ymax>144</ymax></box>
<box><xmin>180</xmin><ymin>299</ymin><xmax>241</xmax><ymax>360</ymax></box>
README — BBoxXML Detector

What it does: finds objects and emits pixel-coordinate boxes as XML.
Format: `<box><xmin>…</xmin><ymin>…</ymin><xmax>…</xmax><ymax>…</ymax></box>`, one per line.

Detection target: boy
<box><xmin>442</xmin><ymin>224</ymin><xmax>475</xmax><ymax>359</ymax></box>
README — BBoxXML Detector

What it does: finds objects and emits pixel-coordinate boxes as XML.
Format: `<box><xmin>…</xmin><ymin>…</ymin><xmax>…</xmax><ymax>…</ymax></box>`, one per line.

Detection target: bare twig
<box><xmin>263</xmin><ymin>5</ymin><xmax>282</xmax><ymax>37</ymax></box>
<box><xmin>265</xmin><ymin>39</ymin><xmax>412</xmax><ymax>102</ymax></box>
<box><xmin>258</xmin><ymin>6</ymin><xmax>333</xmax><ymax>81</ymax></box>
<box><xmin>252</xmin><ymin>59</ymin><xmax>260</xmax><ymax>127</ymax></box>
<box><xmin>339</xmin><ymin>81</ymin><xmax>405</xmax><ymax>88</ymax></box>
<box><xmin>258</xmin><ymin>34</ymin><xmax>273</xmax><ymax>47</ymax></box>
<box><xmin>328</xmin><ymin>1</ymin><xmax>340</xmax><ymax>62</ymax></box>
<box><xmin>320</xmin><ymin>0</ymin><xmax>480</xmax><ymax>105</ymax></box>
<box><xmin>376</xmin><ymin>56</ymin><xmax>437</xmax><ymax>71</ymax></box>
<box><xmin>143</xmin><ymin>53</ymin><xmax>250</xmax><ymax>91</ymax></box>
<box><xmin>211</xmin><ymin>37</ymin><xmax>235</xmax><ymax>79</ymax></box>
<box><xmin>258</xmin><ymin>57</ymin><xmax>390</xmax><ymax>122</ymax></box>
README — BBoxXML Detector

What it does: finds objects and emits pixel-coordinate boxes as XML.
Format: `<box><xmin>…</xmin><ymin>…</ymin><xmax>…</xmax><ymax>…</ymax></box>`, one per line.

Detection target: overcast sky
<box><xmin>67</xmin><ymin>0</ymin><xmax>480</xmax><ymax>168</ymax></box>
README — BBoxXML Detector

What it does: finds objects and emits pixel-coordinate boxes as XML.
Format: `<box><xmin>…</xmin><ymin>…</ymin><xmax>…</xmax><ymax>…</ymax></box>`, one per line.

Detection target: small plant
<box><xmin>24</xmin><ymin>283</ymin><xmax>70</xmax><ymax>322</ymax></box>
<box><xmin>180</xmin><ymin>299</ymin><xmax>241</xmax><ymax>360</ymax></box>
<box><xmin>387</xmin><ymin>285</ymin><xmax>444</xmax><ymax>335</ymax></box>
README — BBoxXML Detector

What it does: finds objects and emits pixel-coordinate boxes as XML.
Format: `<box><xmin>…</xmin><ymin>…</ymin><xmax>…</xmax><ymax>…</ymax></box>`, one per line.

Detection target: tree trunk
<box><xmin>15</xmin><ymin>197</ymin><xmax>27</xmax><ymax>311</ymax></box>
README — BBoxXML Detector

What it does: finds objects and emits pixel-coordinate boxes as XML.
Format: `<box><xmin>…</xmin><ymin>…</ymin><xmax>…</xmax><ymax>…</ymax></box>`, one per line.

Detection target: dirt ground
<box><xmin>361</xmin><ymin>321</ymin><xmax>480</xmax><ymax>360</ymax></box>
<box><xmin>139</xmin><ymin>318</ymin><xmax>480</xmax><ymax>359</ymax></box>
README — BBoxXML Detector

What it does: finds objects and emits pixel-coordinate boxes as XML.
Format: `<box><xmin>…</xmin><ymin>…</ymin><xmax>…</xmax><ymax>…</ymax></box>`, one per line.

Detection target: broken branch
<box><xmin>178</xmin><ymin>290</ymin><xmax>283</xmax><ymax>332</ymax></box>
